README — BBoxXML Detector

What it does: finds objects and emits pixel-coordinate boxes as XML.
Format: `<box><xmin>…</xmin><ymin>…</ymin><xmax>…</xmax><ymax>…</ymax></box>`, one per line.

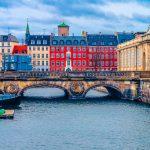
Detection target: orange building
<box><xmin>58</xmin><ymin>22</ymin><xmax>69</xmax><ymax>36</ymax></box>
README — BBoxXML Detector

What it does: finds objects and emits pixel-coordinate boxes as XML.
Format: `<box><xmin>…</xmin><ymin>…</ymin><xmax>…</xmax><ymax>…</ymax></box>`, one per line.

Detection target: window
<box><xmin>56</xmin><ymin>61</ymin><xmax>60</xmax><ymax>66</ymax></box>
<box><xmin>37</xmin><ymin>61</ymin><xmax>40</xmax><ymax>65</ymax></box>
<box><xmin>31</xmin><ymin>40</ymin><xmax>35</xmax><ymax>45</ymax></box>
<box><xmin>61</xmin><ymin>47</ymin><xmax>64</xmax><ymax>51</ymax></box>
<box><xmin>33</xmin><ymin>47</ymin><xmax>35</xmax><ymax>51</ymax></box>
<box><xmin>42</xmin><ymin>61</ymin><xmax>44</xmax><ymax>65</ymax></box>
<box><xmin>51</xmin><ymin>61</ymin><xmax>55</xmax><ymax>66</ymax></box>
<box><xmin>29</xmin><ymin>47</ymin><xmax>31</xmax><ymax>50</ymax></box>
<box><xmin>66</xmin><ymin>40</ymin><xmax>72</xmax><ymax>45</ymax></box>
<box><xmin>43</xmin><ymin>40</ymin><xmax>47</xmax><ymax>45</ymax></box>
<box><xmin>59</xmin><ymin>40</ymin><xmax>64</xmax><ymax>45</ymax></box>
<box><xmin>2</xmin><ymin>49</ymin><xmax>4</xmax><ymax>53</ymax></box>
<box><xmin>42</xmin><ymin>47</ymin><xmax>44</xmax><ymax>51</ymax></box>
<box><xmin>56</xmin><ymin>53</ymin><xmax>60</xmax><ymax>58</ymax></box>
<box><xmin>82</xmin><ymin>53</ymin><xmax>86</xmax><ymax>58</ymax></box>
<box><xmin>73</xmin><ymin>60</ymin><xmax>76</xmax><ymax>66</ymax></box>
<box><xmin>78</xmin><ymin>61</ymin><xmax>81</xmax><ymax>66</ymax></box>
<box><xmin>73</xmin><ymin>40</ymin><xmax>78</xmax><ymax>45</ymax></box>
<box><xmin>33</xmin><ymin>61</ymin><xmax>36</xmax><ymax>65</ymax></box>
<box><xmin>82</xmin><ymin>47</ymin><xmax>86</xmax><ymax>51</ymax></box>
<box><xmin>73</xmin><ymin>53</ymin><xmax>76</xmax><ymax>58</ymax></box>
<box><xmin>52</xmin><ymin>40</ymin><xmax>58</xmax><ymax>45</ymax></box>
<box><xmin>80</xmin><ymin>40</ymin><xmax>86</xmax><ymax>45</ymax></box>
<box><xmin>42</xmin><ymin>54</ymin><xmax>44</xmax><ymax>58</ymax></box>
<box><xmin>46</xmin><ymin>47</ymin><xmax>48</xmax><ymax>51</ymax></box>
<box><xmin>61</xmin><ymin>61</ymin><xmax>64</xmax><ymax>66</ymax></box>
<box><xmin>82</xmin><ymin>61</ymin><xmax>86</xmax><ymax>66</ymax></box>
<box><xmin>67</xmin><ymin>47</ymin><xmax>70</xmax><ymax>51</ymax></box>
<box><xmin>46</xmin><ymin>54</ymin><xmax>48</xmax><ymax>58</ymax></box>
<box><xmin>37</xmin><ymin>40</ymin><xmax>41</xmax><ymax>44</ymax></box>
<box><xmin>7</xmin><ymin>49</ymin><xmax>10</xmax><ymax>53</ymax></box>
<box><xmin>33</xmin><ymin>54</ymin><xmax>36</xmax><ymax>58</ymax></box>
<box><xmin>51</xmin><ymin>53</ymin><xmax>55</xmax><ymax>58</ymax></box>
<box><xmin>73</xmin><ymin>47</ymin><xmax>76</xmax><ymax>51</ymax></box>
<box><xmin>37</xmin><ymin>54</ymin><xmax>40</xmax><ymax>58</ymax></box>
<box><xmin>51</xmin><ymin>47</ymin><xmax>55</xmax><ymax>52</ymax></box>
<box><xmin>38</xmin><ymin>47</ymin><xmax>40</xmax><ymax>51</ymax></box>
<box><xmin>78</xmin><ymin>53</ymin><xmax>81</xmax><ymax>58</ymax></box>
<box><xmin>61</xmin><ymin>53</ymin><xmax>64</xmax><ymax>58</ymax></box>
<box><xmin>88</xmin><ymin>54</ymin><xmax>92</xmax><ymax>59</ymax></box>
<box><xmin>46</xmin><ymin>61</ymin><xmax>48</xmax><ymax>66</ymax></box>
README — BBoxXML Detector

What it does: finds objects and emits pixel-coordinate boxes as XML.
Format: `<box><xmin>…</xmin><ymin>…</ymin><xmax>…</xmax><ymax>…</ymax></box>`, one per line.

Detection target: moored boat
<box><xmin>0</xmin><ymin>94</ymin><xmax>21</xmax><ymax>107</ymax></box>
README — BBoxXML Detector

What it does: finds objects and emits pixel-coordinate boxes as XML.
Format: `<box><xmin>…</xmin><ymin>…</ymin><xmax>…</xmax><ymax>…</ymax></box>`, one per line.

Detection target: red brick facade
<box><xmin>49</xmin><ymin>46</ymin><xmax>117</xmax><ymax>71</ymax></box>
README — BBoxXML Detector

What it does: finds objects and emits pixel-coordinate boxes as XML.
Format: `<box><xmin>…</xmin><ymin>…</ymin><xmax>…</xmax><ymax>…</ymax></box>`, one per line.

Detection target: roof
<box><xmin>115</xmin><ymin>32</ymin><xmax>135</xmax><ymax>44</ymax></box>
<box><xmin>51</xmin><ymin>36</ymin><xmax>87</xmax><ymax>46</ymax></box>
<box><xmin>12</xmin><ymin>45</ymin><xmax>27</xmax><ymax>54</ymax></box>
<box><xmin>87</xmin><ymin>34</ymin><xmax>118</xmax><ymax>46</ymax></box>
<box><xmin>58</xmin><ymin>22</ymin><xmax>69</xmax><ymax>27</ymax></box>
<box><xmin>0</xmin><ymin>34</ymin><xmax>18</xmax><ymax>43</ymax></box>
<box><xmin>25</xmin><ymin>35</ymin><xmax>51</xmax><ymax>46</ymax></box>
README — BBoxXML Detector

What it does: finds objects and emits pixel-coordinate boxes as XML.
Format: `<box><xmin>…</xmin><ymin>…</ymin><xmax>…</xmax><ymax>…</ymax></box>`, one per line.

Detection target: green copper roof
<box><xmin>26</xmin><ymin>21</ymin><xmax>30</xmax><ymax>35</ymax></box>
<box><xmin>58</xmin><ymin>22</ymin><xmax>69</xmax><ymax>27</ymax></box>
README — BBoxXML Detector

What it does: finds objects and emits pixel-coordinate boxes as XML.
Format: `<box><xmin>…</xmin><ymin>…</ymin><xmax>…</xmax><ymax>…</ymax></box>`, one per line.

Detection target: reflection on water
<box><xmin>0</xmin><ymin>88</ymin><xmax>150</xmax><ymax>150</ymax></box>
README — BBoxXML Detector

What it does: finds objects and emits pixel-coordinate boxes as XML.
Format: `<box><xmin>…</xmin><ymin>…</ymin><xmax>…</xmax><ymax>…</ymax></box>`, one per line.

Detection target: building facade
<box><xmin>25</xmin><ymin>22</ymin><xmax>50</xmax><ymax>71</ymax></box>
<box><xmin>0</xmin><ymin>34</ymin><xmax>19</xmax><ymax>70</ymax></box>
<box><xmin>25</xmin><ymin>21</ymin><xmax>136</xmax><ymax>72</ymax></box>
<box><xmin>58</xmin><ymin>22</ymin><xmax>69</xmax><ymax>36</ymax></box>
<box><xmin>117</xmin><ymin>28</ymin><xmax>150</xmax><ymax>71</ymax></box>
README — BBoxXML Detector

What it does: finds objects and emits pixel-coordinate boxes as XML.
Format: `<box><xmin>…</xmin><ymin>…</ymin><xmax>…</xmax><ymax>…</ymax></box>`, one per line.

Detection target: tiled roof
<box><xmin>51</xmin><ymin>36</ymin><xmax>87</xmax><ymax>46</ymax></box>
<box><xmin>87</xmin><ymin>34</ymin><xmax>118</xmax><ymax>46</ymax></box>
<box><xmin>0</xmin><ymin>34</ymin><xmax>18</xmax><ymax>42</ymax></box>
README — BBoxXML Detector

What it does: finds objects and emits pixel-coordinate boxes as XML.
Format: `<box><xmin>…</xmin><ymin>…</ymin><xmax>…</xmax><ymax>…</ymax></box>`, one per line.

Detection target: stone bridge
<box><xmin>0</xmin><ymin>71</ymin><xmax>149</xmax><ymax>101</ymax></box>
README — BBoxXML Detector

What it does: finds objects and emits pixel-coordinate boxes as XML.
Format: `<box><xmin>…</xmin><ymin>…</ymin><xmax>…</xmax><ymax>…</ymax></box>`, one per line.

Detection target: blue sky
<box><xmin>0</xmin><ymin>0</ymin><xmax>150</xmax><ymax>40</ymax></box>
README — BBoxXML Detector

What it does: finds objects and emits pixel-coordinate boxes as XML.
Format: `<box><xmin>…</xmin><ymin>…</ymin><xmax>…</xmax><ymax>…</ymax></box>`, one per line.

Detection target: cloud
<box><xmin>88</xmin><ymin>1</ymin><xmax>150</xmax><ymax>18</ymax></box>
<box><xmin>0</xmin><ymin>0</ymin><xmax>149</xmax><ymax>40</ymax></box>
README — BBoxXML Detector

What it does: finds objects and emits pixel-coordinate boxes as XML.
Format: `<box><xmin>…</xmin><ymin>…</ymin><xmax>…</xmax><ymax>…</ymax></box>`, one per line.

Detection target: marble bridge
<box><xmin>0</xmin><ymin>71</ymin><xmax>149</xmax><ymax>102</ymax></box>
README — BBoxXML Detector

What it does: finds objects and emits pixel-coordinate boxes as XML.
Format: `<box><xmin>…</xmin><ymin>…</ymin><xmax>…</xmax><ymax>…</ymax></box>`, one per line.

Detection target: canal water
<box><xmin>0</xmin><ymin>88</ymin><xmax>150</xmax><ymax>150</ymax></box>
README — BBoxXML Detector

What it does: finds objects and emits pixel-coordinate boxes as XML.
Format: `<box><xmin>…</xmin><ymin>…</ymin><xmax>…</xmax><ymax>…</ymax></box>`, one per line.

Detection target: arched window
<box><xmin>66</xmin><ymin>40</ymin><xmax>72</xmax><ymax>45</ymax></box>
<box><xmin>52</xmin><ymin>40</ymin><xmax>58</xmax><ymax>45</ymax></box>
<box><xmin>59</xmin><ymin>40</ymin><xmax>64</xmax><ymax>45</ymax></box>
<box><xmin>73</xmin><ymin>40</ymin><xmax>78</xmax><ymax>45</ymax></box>
<box><xmin>80</xmin><ymin>40</ymin><xmax>86</xmax><ymax>45</ymax></box>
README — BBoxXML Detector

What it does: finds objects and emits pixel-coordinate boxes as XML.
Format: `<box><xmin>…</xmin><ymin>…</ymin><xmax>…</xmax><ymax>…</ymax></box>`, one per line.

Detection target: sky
<box><xmin>0</xmin><ymin>0</ymin><xmax>150</xmax><ymax>40</ymax></box>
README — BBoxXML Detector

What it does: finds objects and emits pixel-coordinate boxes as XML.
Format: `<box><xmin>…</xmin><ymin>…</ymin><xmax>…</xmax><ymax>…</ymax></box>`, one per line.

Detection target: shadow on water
<box><xmin>19</xmin><ymin>96</ymin><xmax>150</xmax><ymax>108</ymax></box>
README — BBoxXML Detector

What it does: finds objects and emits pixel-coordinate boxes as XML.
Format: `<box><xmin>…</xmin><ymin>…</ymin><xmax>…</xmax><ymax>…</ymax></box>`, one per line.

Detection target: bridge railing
<box><xmin>0</xmin><ymin>71</ymin><xmax>149</xmax><ymax>80</ymax></box>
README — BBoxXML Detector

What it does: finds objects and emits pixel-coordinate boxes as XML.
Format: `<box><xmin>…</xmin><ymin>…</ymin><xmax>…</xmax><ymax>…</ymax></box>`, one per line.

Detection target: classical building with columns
<box><xmin>117</xmin><ymin>27</ymin><xmax>150</xmax><ymax>71</ymax></box>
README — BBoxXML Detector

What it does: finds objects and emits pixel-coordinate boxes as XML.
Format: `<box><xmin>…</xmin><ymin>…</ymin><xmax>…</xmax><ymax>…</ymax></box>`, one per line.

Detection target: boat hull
<box><xmin>0</xmin><ymin>96</ymin><xmax>21</xmax><ymax>107</ymax></box>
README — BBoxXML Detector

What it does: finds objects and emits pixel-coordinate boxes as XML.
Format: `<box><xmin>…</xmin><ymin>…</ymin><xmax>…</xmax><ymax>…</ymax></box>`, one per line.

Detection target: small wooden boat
<box><xmin>0</xmin><ymin>109</ymin><xmax>14</xmax><ymax>119</ymax></box>
<box><xmin>0</xmin><ymin>94</ymin><xmax>21</xmax><ymax>107</ymax></box>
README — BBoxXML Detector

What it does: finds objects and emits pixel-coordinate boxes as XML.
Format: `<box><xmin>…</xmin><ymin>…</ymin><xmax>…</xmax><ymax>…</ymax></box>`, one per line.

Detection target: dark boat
<box><xmin>0</xmin><ymin>94</ymin><xmax>21</xmax><ymax>107</ymax></box>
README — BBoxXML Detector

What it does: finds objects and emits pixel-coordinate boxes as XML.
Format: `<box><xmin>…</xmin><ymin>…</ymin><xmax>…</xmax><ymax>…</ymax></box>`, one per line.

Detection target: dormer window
<box><xmin>43</xmin><ymin>40</ymin><xmax>47</xmax><ymax>45</ymax></box>
<box><xmin>31</xmin><ymin>40</ymin><xmax>35</xmax><ymax>45</ymax></box>
<box><xmin>37</xmin><ymin>40</ymin><xmax>41</xmax><ymax>44</ymax></box>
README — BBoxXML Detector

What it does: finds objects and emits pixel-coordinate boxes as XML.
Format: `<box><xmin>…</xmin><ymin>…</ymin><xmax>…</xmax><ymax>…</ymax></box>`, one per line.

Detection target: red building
<box><xmin>50</xmin><ymin>45</ymin><xmax>89</xmax><ymax>71</ymax></box>
<box><xmin>12</xmin><ymin>45</ymin><xmax>27</xmax><ymax>54</ymax></box>
<box><xmin>88</xmin><ymin>46</ymin><xmax>117</xmax><ymax>71</ymax></box>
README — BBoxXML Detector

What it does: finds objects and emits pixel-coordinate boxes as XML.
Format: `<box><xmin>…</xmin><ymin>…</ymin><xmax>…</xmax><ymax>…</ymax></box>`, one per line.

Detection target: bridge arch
<box><xmin>18</xmin><ymin>84</ymin><xmax>70</xmax><ymax>98</ymax></box>
<box><xmin>84</xmin><ymin>84</ymin><xmax>124</xmax><ymax>99</ymax></box>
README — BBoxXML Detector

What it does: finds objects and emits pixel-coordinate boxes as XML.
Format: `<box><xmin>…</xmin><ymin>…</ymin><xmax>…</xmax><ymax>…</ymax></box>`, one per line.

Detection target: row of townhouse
<box><xmin>25</xmin><ymin>22</ymin><xmax>135</xmax><ymax>71</ymax></box>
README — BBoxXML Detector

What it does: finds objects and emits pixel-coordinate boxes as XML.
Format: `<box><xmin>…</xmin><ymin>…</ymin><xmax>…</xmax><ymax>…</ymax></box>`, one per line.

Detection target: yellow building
<box><xmin>27</xmin><ymin>46</ymin><xmax>50</xmax><ymax>71</ymax></box>
<box><xmin>117</xmin><ymin>28</ymin><xmax>150</xmax><ymax>71</ymax></box>
<box><xmin>0</xmin><ymin>34</ymin><xmax>19</xmax><ymax>70</ymax></box>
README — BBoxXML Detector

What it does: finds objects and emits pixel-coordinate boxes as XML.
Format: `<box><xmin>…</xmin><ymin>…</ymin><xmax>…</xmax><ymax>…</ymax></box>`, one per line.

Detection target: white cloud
<box><xmin>87</xmin><ymin>1</ymin><xmax>150</xmax><ymax>18</ymax></box>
